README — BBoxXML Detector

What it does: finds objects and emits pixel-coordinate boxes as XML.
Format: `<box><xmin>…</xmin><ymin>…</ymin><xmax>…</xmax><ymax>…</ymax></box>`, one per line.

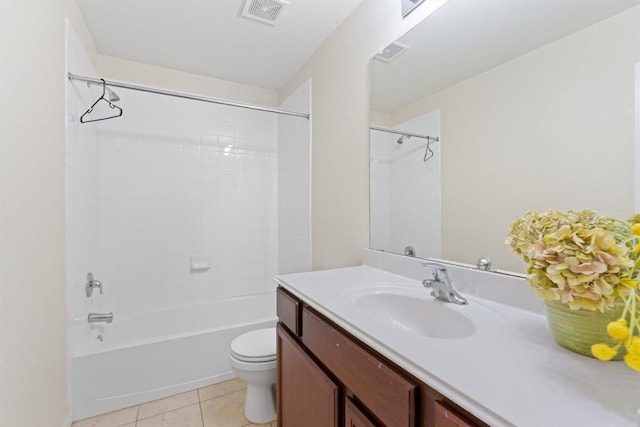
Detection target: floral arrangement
<box><xmin>506</xmin><ymin>209</ymin><xmax>640</xmax><ymax>371</ymax></box>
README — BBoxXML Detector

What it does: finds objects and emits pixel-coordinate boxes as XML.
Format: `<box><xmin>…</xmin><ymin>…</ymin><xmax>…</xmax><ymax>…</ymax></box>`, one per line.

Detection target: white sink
<box><xmin>355</xmin><ymin>292</ymin><xmax>476</xmax><ymax>338</ymax></box>
<box><xmin>342</xmin><ymin>283</ymin><xmax>507</xmax><ymax>339</ymax></box>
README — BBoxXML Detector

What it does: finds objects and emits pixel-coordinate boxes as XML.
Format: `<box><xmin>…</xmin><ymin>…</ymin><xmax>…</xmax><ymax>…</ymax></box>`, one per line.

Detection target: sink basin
<box><xmin>355</xmin><ymin>292</ymin><xmax>476</xmax><ymax>339</ymax></box>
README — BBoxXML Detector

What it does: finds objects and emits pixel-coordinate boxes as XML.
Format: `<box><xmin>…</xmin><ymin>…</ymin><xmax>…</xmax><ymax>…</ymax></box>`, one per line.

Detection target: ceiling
<box><xmin>75</xmin><ymin>0</ymin><xmax>365</xmax><ymax>90</ymax></box>
<box><xmin>370</xmin><ymin>0</ymin><xmax>640</xmax><ymax>113</ymax></box>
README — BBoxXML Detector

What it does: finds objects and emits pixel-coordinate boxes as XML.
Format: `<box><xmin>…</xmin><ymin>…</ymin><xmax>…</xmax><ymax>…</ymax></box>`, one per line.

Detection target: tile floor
<box><xmin>71</xmin><ymin>379</ymin><xmax>277</xmax><ymax>427</ymax></box>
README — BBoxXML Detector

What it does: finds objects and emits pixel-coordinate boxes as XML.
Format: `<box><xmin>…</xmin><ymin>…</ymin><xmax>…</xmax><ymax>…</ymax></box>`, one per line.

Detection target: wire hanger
<box><xmin>423</xmin><ymin>138</ymin><xmax>435</xmax><ymax>162</ymax></box>
<box><xmin>80</xmin><ymin>79</ymin><xmax>123</xmax><ymax>123</ymax></box>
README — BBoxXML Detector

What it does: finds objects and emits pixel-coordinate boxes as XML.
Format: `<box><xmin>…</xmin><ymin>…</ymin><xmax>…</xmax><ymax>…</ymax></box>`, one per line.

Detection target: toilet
<box><xmin>229</xmin><ymin>327</ymin><xmax>277</xmax><ymax>424</ymax></box>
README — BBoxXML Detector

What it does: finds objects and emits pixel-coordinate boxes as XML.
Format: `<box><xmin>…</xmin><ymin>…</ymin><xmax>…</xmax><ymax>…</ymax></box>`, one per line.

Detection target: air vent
<box><xmin>241</xmin><ymin>0</ymin><xmax>289</xmax><ymax>26</ymax></box>
<box><xmin>373</xmin><ymin>42</ymin><xmax>409</xmax><ymax>63</ymax></box>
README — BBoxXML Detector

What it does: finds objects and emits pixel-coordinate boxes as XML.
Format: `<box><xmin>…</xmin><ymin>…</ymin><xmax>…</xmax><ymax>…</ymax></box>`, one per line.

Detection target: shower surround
<box><xmin>90</xmin><ymin>93</ymin><xmax>278</xmax><ymax>315</ymax></box>
<box><xmin>65</xmin><ymin>24</ymin><xmax>311</xmax><ymax>421</ymax></box>
<box><xmin>67</xmin><ymin>38</ymin><xmax>279</xmax><ymax>321</ymax></box>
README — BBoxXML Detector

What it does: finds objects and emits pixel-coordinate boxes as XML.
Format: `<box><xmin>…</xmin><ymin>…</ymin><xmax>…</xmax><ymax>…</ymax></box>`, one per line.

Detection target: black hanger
<box><xmin>80</xmin><ymin>79</ymin><xmax>123</xmax><ymax>123</ymax></box>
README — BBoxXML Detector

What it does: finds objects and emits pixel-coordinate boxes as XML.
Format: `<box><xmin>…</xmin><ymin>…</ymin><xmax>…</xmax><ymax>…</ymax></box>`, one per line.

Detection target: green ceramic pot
<box><xmin>545</xmin><ymin>300</ymin><xmax>625</xmax><ymax>360</ymax></box>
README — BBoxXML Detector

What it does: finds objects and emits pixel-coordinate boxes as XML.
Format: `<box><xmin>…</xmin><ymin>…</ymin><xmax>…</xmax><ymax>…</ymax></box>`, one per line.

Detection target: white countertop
<box><xmin>275</xmin><ymin>263</ymin><xmax>640</xmax><ymax>427</ymax></box>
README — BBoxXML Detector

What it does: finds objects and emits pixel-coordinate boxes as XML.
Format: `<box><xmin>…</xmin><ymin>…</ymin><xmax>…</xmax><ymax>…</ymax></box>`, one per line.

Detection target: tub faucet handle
<box><xmin>86</xmin><ymin>272</ymin><xmax>103</xmax><ymax>297</ymax></box>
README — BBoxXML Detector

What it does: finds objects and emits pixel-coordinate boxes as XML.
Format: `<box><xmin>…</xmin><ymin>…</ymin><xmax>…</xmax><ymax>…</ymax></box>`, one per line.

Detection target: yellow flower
<box><xmin>627</xmin><ymin>336</ymin><xmax>640</xmax><ymax>355</ymax></box>
<box><xmin>624</xmin><ymin>352</ymin><xmax>640</xmax><ymax>371</ymax></box>
<box><xmin>607</xmin><ymin>319</ymin><xmax>629</xmax><ymax>341</ymax></box>
<box><xmin>621</xmin><ymin>278</ymin><xmax>638</xmax><ymax>289</ymax></box>
<box><xmin>631</xmin><ymin>223</ymin><xmax>640</xmax><ymax>236</ymax></box>
<box><xmin>591</xmin><ymin>343</ymin><xmax>618</xmax><ymax>361</ymax></box>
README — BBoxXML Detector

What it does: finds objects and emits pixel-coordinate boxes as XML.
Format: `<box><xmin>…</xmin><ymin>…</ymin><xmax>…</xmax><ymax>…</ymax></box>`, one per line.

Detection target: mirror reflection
<box><xmin>369</xmin><ymin>0</ymin><xmax>640</xmax><ymax>272</ymax></box>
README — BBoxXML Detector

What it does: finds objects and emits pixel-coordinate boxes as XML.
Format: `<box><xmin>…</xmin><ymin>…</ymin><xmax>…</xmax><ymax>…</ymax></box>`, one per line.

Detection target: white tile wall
<box><xmin>93</xmin><ymin>90</ymin><xmax>278</xmax><ymax>315</ymax></box>
<box><xmin>67</xmin><ymin>33</ymin><xmax>279</xmax><ymax>318</ymax></box>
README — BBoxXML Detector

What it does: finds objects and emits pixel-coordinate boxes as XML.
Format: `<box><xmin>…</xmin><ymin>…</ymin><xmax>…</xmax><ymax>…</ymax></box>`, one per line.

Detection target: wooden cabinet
<box><xmin>276</xmin><ymin>286</ymin><xmax>487</xmax><ymax>427</ymax></box>
<box><xmin>277</xmin><ymin>287</ymin><xmax>301</xmax><ymax>336</ymax></box>
<box><xmin>345</xmin><ymin>398</ymin><xmax>378</xmax><ymax>427</ymax></box>
<box><xmin>434</xmin><ymin>402</ymin><xmax>475</xmax><ymax>427</ymax></box>
<box><xmin>277</xmin><ymin>324</ymin><xmax>339</xmax><ymax>427</ymax></box>
<box><xmin>302</xmin><ymin>307</ymin><xmax>416</xmax><ymax>427</ymax></box>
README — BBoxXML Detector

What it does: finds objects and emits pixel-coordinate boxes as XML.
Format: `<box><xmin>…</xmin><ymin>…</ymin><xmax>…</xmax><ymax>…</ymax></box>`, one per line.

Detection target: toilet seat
<box><xmin>230</xmin><ymin>328</ymin><xmax>276</xmax><ymax>363</ymax></box>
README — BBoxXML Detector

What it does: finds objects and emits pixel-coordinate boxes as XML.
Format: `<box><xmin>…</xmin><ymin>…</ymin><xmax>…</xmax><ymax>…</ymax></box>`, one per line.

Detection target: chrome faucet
<box><xmin>421</xmin><ymin>262</ymin><xmax>468</xmax><ymax>305</ymax></box>
<box><xmin>86</xmin><ymin>272</ymin><xmax>103</xmax><ymax>297</ymax></box>
<box><xmin>88</xmin><ymin>312</ymin><xmax>113</xmax><ymax>323</ymax></box>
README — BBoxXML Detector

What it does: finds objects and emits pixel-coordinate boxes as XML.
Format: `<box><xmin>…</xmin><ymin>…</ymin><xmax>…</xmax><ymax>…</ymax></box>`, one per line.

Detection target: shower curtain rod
<box><xmin>370</xmin><ymin>125</ymin><xmax>439</xmax><ymax>142</ymax></box>
<box><xmin>68</xmin><ymin>73</ymin><xmax>310</xmax><ymax>119</ymax></box>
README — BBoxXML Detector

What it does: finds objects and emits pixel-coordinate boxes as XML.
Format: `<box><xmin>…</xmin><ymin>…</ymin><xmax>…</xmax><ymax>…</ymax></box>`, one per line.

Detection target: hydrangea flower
<box><xmin>507</xmin><ymin>210</ymin><xmax>640</xmax><ymax>371</ymax></box>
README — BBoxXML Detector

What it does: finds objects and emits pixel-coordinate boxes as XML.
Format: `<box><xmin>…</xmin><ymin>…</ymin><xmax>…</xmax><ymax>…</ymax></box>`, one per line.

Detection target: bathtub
<box><xmin>69</xmin><ymin>292</ymin><xmax>276</xmax><ymax>421</ymax></box>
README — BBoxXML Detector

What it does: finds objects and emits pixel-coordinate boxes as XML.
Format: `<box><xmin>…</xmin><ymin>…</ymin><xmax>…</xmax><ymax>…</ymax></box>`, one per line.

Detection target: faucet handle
<box><xmin>476</xmin><ymin>256</ymin><xmax>493</xmax><ymax>271</ymax></box>
<box><xmin>86</xmin><ymin>272</ymin><xmax>103</xmax><ymax>297</ymax></box>
<box><xmin>420</xmin><ymin>262</ymin><xmax>449</xmax><ymax>282</ymax></box>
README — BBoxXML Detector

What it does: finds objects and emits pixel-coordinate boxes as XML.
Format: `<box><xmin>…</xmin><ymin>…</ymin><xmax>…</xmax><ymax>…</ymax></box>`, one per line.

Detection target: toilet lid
<box><xmin>231</xmin><ymin>328</ymin><xmax>276</xmax><ymax>362</ymax></box>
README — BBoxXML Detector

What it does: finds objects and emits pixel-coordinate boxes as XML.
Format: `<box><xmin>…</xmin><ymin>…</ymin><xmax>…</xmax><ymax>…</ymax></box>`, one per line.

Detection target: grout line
<box><xmin>199</xmin><ymin>400</ymin><xmax>205</xmax><ymax>427</ymax></box>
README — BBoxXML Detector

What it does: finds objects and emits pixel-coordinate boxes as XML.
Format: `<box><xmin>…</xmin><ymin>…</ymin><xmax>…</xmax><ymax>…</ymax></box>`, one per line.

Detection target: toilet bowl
<box><xmin>229</xmin><ymin>327</ymin><xmax>277</xmax><ymax>424</ymax></box>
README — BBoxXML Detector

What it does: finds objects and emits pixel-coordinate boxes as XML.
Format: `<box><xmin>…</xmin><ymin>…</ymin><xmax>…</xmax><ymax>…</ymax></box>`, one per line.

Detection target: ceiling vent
<box><xmin>241</xmin><ymin>0</ymin><xmax>289</xmax><ymax>26</ymax></box>
<box><xmin>373</xmin><ymin>42</ymin><xmax>409</xmax><ymax>63</ymax></box>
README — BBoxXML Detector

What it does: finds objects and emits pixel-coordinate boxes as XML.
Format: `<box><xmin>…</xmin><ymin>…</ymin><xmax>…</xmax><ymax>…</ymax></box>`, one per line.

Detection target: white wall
<box><xmin>278</xmin><ymin>80</ymin><xmax>312</xmax><ymax>274</ymax></box>
<box><xmin>392</xmin><ymin>7</ymin><xmax>640</xmax><ymax>271</ymax></box>
<box><xmin>281</xmin><ymin>0</ymin><xmax>448</xmax><ymax>270</ymax></box>
<box><xmin>0</xmin><ymin>2</ymin><xmax>98</xmax><ymax>426</ymax></box>
<box><xmin>99</xmin><ymin>55</ymin><xmax>278</xmax><ymax>107</ymax></box>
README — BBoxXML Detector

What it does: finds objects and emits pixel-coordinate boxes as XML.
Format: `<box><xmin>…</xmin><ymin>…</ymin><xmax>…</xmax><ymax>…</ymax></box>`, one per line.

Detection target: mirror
<box><xmin>369</xmin><ymin>0</ymin><xmax>640</xmax><ymax>272</ymax></box>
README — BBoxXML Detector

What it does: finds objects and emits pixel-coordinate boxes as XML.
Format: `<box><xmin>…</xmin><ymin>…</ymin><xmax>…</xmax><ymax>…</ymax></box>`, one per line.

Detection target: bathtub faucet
<box><xmin>88</xmin><ymin>312</ymin><xmax>113</xmax><ymax>324</ymax></box>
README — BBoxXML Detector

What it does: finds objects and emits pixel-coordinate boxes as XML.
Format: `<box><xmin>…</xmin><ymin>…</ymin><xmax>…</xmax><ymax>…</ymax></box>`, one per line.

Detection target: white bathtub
<box><xmin>69</xmin><ymin>292</ymin><xmax>277</xmax><ymax>421</ymax></box>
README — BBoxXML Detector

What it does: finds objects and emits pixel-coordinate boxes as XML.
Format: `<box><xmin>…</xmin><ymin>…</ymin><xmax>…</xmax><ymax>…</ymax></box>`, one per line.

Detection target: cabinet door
<box><xmin>345</xmin><ymin>398</ymin><xmax>380</xmax><ymax>427</ymax></box>
<box><xmin>277</xmin><ymin>324</ymin><xmax>339</xmax><ymax>427</ymax></box>
<box><xmin>434</xmin><ymin>401</ymin><xmax>474</xmax><ymax>427</ymax></box>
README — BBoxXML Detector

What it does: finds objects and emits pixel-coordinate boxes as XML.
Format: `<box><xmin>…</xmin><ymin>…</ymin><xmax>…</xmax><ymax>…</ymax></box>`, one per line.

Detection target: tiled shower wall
<box><xmin>94</xmin><ymin>91</ymin><xmax>278</xmax><ymax>316</ymax></box>
<box><xmin>66</xmin><ymin>31</ymin><xmax>279</xmax><ymax>320</ymax></box>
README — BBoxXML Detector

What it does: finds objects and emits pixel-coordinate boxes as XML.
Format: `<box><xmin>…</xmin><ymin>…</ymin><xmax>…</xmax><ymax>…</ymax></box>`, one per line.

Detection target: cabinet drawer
<box><xmin>302</xmin><ymin>307</ymin><xmax>417</xmax><ymax>427</ymax></box>
<box><xmin>277</xmin><ymin>287</ymin><xmax>300</xmax><ymax>336</ymax></box>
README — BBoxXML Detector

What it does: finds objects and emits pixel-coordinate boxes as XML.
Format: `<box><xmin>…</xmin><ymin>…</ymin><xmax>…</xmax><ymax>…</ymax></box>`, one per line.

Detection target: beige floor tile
<box><xmin>270</xmin><ymin>421</ymin><xmax>277</xmax><ymax>427</ymax></box>
<box><xmin>242</xmin><ymin>423</ymin><xmax>272</xmax><ymax>427</ymax></box>
<box><xmin>136</xmin><ymin>403</ymin><xmax>203</xmax><ymax>427</ymax></box>
<box><xmin>198</xmin><ymin>378</ymin><xmax>246</xmax><ymax>402</ymax></box>
<box><xmin>138</xmin><ymin>390</ymin><xmax>199</xmax><ymax>419</ymax></box>
<box><xmin>201</xmin><ymin>389</ymin><xmax>250</xmax><ymax>427</ymax></box>
<box><xmin>71</xmin><ymin>406</ymin><xmax>138</xmax><ymax>427</ymax></box>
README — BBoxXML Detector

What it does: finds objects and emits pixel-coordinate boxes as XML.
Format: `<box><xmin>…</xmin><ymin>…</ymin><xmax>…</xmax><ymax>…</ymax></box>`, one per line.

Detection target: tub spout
<box><xmin>88</xmin><ymin>312</ymin><xmax>113</xmax><ymax>324</ymax></box>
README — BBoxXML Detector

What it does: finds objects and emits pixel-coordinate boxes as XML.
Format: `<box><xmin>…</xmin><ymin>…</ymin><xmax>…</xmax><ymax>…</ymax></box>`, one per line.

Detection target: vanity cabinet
<box><xmin>277</xmin><ymin>324</ymin><xmax>339</xmax><ymax>426</ymax></box>
<box><xmin>276</xmin><ymin>287</ymin><xmax>488</xmax><ymax>427</ymax></box>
